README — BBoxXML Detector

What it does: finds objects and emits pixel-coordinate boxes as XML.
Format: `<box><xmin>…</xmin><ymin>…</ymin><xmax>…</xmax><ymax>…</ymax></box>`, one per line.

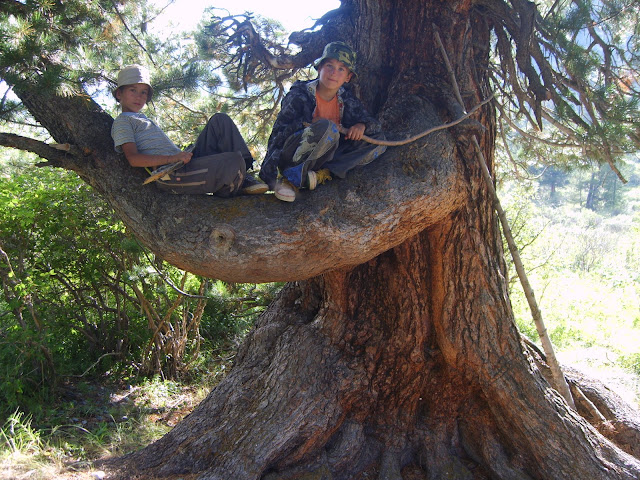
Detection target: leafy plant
<box><xmin>0</xmin><ymin>165</ymin><xmax>277</xmax><ymax>423</ymax></box>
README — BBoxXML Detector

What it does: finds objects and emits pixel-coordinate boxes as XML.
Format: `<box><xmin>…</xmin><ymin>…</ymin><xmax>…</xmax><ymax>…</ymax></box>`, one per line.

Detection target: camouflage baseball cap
<box><xmin>315</xmin><ymin>41</ymin><xmax>357</xmax><ymax>76</ymax></box>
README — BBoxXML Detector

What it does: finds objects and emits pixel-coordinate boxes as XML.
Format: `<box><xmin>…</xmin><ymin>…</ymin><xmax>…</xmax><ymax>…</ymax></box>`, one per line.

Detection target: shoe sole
<box><xmin>241</xmin><ymin>184</ymin><xmax>269</xmax><ymax>195</ymax></box>
<box><xmin>308</xmin><ymin>171</ymin><xmax>317</xmax><ymax>190</ymax></box>
<box><xmin>275</xmin><ymin>190</ymin><xmax>295</xmax><ymax>202</ymax></box>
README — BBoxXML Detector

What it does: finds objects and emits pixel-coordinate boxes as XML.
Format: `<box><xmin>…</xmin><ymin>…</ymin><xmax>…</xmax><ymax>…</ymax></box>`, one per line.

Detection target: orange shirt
<box><xmin>313</xmin><ymin>93</ymin><xmax>340</xmax><ymax>126</ymax></box>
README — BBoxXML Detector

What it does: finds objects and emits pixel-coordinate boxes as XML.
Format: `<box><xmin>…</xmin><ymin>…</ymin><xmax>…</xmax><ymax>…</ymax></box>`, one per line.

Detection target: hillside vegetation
<box><xmin>500</xmin><ymin>157</ymin><xmax>640</xmax><ymax>406</ymax></box>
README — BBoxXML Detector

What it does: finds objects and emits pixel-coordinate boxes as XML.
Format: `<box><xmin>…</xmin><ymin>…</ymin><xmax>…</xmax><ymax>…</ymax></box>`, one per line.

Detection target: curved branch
<box><xmin>0</xmin><ymin>132</ymin><xmax>83</xmax><ymax>166</ymax></box>
<box><xmin>134</xmin><ymin>132</ymin><xmax>465</xmax><ymax>283</ymax></box>
<box><xmin>10</xmin><ymin>81</ymin><xmax>466</xmax><ymax>284</ymax></box>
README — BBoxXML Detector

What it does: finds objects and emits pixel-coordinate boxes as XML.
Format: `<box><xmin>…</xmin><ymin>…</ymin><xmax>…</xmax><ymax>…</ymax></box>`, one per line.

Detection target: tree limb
<box><xmin>0</xmin><ymin>132</ymin><xmax>84</xmax><ymax>165</ymax></box>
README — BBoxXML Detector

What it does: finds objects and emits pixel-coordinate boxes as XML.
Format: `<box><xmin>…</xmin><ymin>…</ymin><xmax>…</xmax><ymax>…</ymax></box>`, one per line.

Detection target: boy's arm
<box><xmin>121</xmin><ymin>142</ymin><xmax>192</xmax><ymax>168</ymax></box>
<box><xmin>341</xmin><ymin>90</ymin><xmax>382</xmax><ymax>135</ymax></box>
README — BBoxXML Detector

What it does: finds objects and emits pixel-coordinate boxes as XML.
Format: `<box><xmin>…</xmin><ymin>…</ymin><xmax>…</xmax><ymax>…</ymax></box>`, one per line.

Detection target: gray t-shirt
<box><xmin>111</xmin><ymin>112</ymin><xmax>181</xmax><ymax>156</ymax></box>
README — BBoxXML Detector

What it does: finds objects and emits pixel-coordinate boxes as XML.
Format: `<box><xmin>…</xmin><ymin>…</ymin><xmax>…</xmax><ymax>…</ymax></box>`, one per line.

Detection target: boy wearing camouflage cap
<box><xmin>111</xmin><ymin>64</ymin><xmax>267</xmax><ymax>196</ymax></box>
<box><xmin>260</xmin><ymin>42</ymin><xmax>387</xmax><ymax>202</ymax></box>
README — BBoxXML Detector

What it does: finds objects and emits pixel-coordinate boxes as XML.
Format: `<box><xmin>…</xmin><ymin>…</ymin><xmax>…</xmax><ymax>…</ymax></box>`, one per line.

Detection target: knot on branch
<box><xmin>209</xmin><ymin>224</ymin><xmax>236</xmax><ymax>253</ymax></box>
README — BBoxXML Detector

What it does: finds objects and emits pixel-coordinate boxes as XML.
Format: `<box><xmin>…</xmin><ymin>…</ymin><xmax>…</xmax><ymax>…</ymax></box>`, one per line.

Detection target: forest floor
<box><xmin>0</xmin><ymin>379</ymin><xmax>209</xmax><ymax>480</ymax></box>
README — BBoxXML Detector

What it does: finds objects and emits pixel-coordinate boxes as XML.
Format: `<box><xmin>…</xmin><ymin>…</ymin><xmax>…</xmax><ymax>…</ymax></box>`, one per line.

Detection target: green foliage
<box><xmin>200</xmin><ymin>281</ymin><xmax>282</xmax><ymax>351</ymax></box>
<box><xmin>1</xmin><ymin>0</ymin><xmax>123</xmax><ymax>103</ymax></box>
<box><xmin>620</xmin><ymin>352</ymin><xmax>640</xmax><ymax>375</ymax></box>
<box><xmin>500</xmin><ymin>157</ymin><xmax>640</xmax><ymax>391</ymax></box>
<box><xmin>0</xmin><ymin>165</ymin><xmax>280</xmax><ymax>423</ymax></box>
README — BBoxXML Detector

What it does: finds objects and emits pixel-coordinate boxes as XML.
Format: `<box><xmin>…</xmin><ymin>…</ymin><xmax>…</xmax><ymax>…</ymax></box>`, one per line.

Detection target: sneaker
<box><xmin>241</xmin><ymin>173</ymin><xmax>268</xmax><ymax>195</ymax></box>
<box><xmin>274</xmin><ymin>178</ymin><xmax>296</xmax><ymax>202</ymax></box>
<box><xmin>307</xmin><ymin>169</ymin><xmax>332</xmax><ymax>190</ymax></box>
<box><xmin>307</xmin><ymin>170</ymin><xmax>317</xmax><ymax>190</ymax></box>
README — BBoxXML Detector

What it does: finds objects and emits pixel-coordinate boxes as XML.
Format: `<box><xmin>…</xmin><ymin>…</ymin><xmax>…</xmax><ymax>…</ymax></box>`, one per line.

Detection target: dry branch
<box><xmin>333</xmin><ymin>95</ymin><xmax>493</xmax><ymax>146</ymax></box>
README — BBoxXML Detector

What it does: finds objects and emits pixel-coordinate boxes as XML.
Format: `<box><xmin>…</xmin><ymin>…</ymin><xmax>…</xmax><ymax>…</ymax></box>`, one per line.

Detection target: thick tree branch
<box><xmin>0</xmin><ymin>132</ymin><xmax>84</xmax><ymax>166</ymax></box>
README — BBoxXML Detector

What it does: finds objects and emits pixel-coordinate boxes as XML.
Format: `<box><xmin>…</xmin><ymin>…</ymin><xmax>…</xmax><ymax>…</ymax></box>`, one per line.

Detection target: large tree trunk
<box><xmin>105</xmin><ymin>1</ymin><xmax>640</xmax><ymax>479</ymax></box>
<box><xmin>110</xmin><ymin>222</ymin><xmax>640</xmax><ymax>479</ymax></box>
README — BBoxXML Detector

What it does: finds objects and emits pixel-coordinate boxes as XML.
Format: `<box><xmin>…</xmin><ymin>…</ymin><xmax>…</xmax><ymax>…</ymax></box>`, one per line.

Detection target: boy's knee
<box><xmin>310</xmin><ymin>118</ymin><xmax>333</xmax><ymax>131</ymax></box>
<box><xmin>209</xmin><ymin>112</ymin><xmax>232</xmax><ymax>125</ymax></box>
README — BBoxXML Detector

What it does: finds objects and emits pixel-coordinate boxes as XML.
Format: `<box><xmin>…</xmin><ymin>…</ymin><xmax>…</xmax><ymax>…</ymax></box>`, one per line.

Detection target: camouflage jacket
<box><xmin>259</xmin><ymin>78</ymin><xmax>382</xmax><ymax>187</ymax></box>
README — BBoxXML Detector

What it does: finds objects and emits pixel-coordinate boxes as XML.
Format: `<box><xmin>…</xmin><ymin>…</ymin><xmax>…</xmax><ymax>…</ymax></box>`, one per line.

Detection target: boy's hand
<box><xmin>175</xmin><ymin>151</ymin><xmax>193</xmax><ymax>164</ymax></box>
<box><xmin>344</xmin><ymin>123</ymin><xmax>365</xmax><ymax>141</ymax></box>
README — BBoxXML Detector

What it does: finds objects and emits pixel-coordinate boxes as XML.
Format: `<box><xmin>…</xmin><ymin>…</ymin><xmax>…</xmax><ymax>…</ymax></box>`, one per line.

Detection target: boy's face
<box><xmin>318</xmin><ymin>58</ymin><xmax>353</xmax><ymax>91</ymax></box>
<box><xmin>116</xmin><ymin>83</ymin><xmax>151</xmax><ymax>113</ymax></box>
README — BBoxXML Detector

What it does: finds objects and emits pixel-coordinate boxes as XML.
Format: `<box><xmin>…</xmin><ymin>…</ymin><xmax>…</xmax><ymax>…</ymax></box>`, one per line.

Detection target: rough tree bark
<box><xmin>3</xmin><ymin>0</ymin><xmax>639</xmax><ymax>479</ymax></box>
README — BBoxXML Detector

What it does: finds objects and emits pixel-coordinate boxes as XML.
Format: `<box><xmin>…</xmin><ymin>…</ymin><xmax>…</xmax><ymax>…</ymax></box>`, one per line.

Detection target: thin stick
<box><xmin>336</xmin><ymin>95</ymin><xmax>493</xmax><ymax>146</ymax></box>
<box><xmin>142</xmin><ymin>161</ymin><xmax>184</xmax><ymax>185</ymax></box>
<box><xmin>434</xmin><ymin>26</ymin><xmax>576</xmax><ymax>409</ymax></box>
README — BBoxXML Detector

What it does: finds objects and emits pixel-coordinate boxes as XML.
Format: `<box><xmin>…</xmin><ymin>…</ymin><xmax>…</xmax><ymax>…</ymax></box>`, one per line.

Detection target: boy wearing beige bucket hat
<box><xmin>112</xmin><ymin>64</ymin><xmax>267</xmax><ymax>195</ymax></box>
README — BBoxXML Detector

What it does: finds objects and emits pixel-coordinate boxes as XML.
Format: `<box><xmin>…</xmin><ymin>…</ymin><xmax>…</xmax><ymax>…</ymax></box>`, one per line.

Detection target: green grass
<box><xmin>0</xmin><ymin>357</ymin><xmax>232</xmax><ymax>479</ymax></box>
<box><xmin>509</xmin><ymin>236</ymin><xmax>640</xmax><ymax>407</ymax></box>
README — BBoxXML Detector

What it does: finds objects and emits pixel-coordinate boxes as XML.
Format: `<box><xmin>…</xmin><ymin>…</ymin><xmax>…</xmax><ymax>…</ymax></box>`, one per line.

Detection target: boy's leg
<box><xmin>279</xmin><ymin>119</ymin><xmax>340</xmax><ymax>188</ymax></box>
<box><xmin>323</xmin><ymin>132</ymin><xmax>387</xmax><ymax>179</ymax></box>
<box><xmin>191</xmin><ymin>113</ymin><xmax>254</xmax><ymax>171</ymax></box>
<box><xmin>156</xmin><ymin>152</ymin><xmax>246</xmax><ymax>196</ymax></box>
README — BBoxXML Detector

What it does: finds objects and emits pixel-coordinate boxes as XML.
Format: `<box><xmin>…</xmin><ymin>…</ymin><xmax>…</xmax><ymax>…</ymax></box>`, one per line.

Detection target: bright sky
<box><xmin>153</xmin><ymin>0</ymin><xmax>341</xmax><ymax>34</ymax></box>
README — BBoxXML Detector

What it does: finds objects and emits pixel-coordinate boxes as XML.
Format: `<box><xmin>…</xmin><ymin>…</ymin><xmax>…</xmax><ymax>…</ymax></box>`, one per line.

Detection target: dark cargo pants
<box><xmin>157</xmin><ymin>113</ymin><xmax>252</xmax><ymax>196</ymax></box>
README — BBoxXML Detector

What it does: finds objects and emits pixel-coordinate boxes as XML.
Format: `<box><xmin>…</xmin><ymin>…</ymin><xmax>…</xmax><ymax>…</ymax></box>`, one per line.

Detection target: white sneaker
<box><xmin>274</xmin><ymin>179</ymin><xmax>296</xmax><ymax>202</ymax></box>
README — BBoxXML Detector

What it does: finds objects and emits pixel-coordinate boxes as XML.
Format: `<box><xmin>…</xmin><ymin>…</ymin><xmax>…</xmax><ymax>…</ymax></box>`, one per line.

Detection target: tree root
<box><xmin>523</xmin><ymin>336</ymin><xmax>640</xmax><ymax>459</ymax></box>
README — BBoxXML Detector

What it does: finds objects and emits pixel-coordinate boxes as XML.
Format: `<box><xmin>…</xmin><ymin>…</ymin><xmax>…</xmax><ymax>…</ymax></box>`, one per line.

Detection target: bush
<box><xmin>0</xmin><ymin>168</ymin><xmax>277</xmax><ymax>422</ymax></box>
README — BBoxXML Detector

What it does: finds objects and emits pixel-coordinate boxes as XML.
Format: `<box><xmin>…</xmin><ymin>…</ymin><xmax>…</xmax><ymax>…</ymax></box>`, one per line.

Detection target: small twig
<box><xmin>140</xmin><ymin>246</ymin><xmax>209</xmax><ymax>299</ymax></box>
<box><xmin>64</xmin><ymin>353</ymin><xmax>120</xmax><ymax>378</ymax></box>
